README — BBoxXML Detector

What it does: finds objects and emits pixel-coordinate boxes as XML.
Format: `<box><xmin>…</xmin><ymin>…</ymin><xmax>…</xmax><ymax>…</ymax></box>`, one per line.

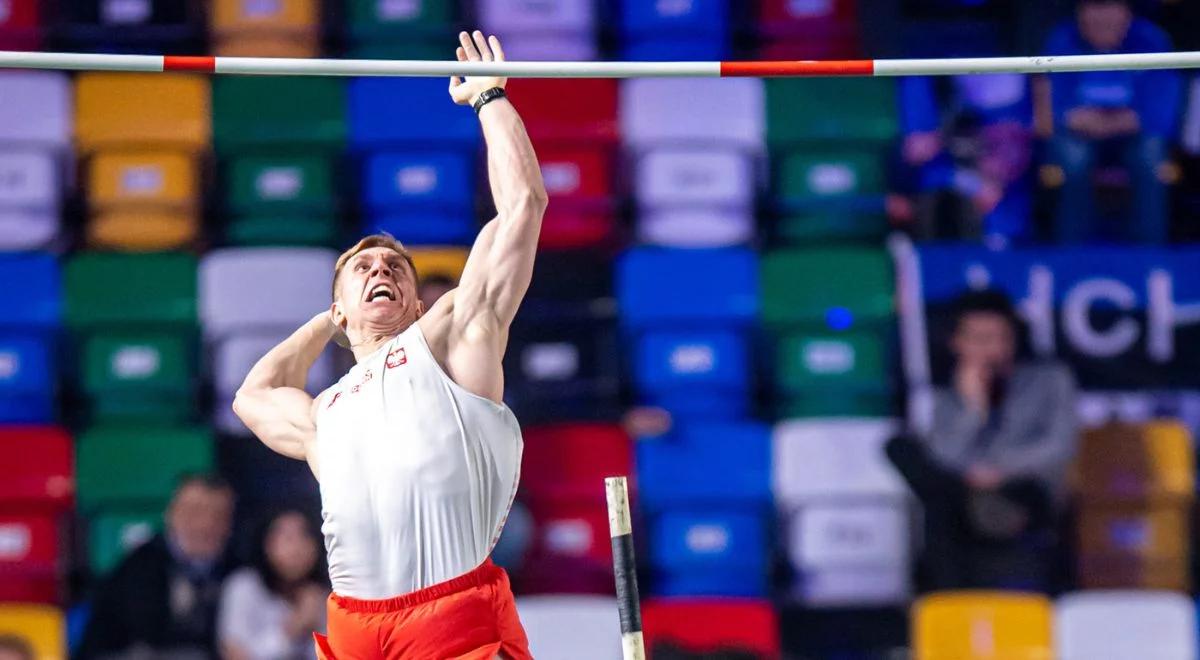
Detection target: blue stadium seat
<box><xmin>650</xmin><ymin>510</ymin><xmax>769</xmax><ymax>597</ymax></box>
<box><xmin>349</xmin><ymin>78</ymin><xmax>481</xmax><ymax>149</ymax></box>
<box><xmin>363</xmin><ymin>150</ymin><xmax>476</xmax><ymax>245</ymax></box>
<box><xmin>620</xmin><ymin>0</ymin><xmax>730</xmax><ymax>61</ymax></box>
<box><xmin>634</xmin><ymin>329</ymin><xmax>750</xmax><ymax>419</ymax></box>
<box><xmin>617</xmin><ymin>247</ymin><xmax>758</xmax><ymax>330</ymax></box>
<box><xmin>0</xmin><ymin>254</ymin><xmax>58</xmax><ymax>423</ymax></box>
<box><xmin>56</xmin><ymin>0</ymin><xmax>205</xmax><ymax>54</ymax></box>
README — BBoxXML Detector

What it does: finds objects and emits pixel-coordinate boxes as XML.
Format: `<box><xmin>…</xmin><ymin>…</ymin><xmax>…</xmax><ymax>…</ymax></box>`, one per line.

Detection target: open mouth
<box><xmin>366</xmin><ymin>283</ymin><xmax>396</xmax><ymax>302</ymax></box>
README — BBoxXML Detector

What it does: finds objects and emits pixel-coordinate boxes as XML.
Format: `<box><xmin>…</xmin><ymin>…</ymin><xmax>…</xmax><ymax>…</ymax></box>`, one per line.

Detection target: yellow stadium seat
<box><xmin>87</xmin><ymin>151</ymin><xmax>200</xmax><ymax>212</ymax></box>
<box><xmin>913</xmin><ymin>591</ymin><xmax>1053</xmax><ymax>660</ymax></box>
<box><xmin>0</xmin><ymin>603</ymin><xmax>65</xmax><ymax>660</ymax></box>
<box><xmin>212</xmin><ymin>0</ymin><xmax>320</xmax><ymax>57</ymax></box>
<box><xmin>89</xmin><ymin>211</ymin><xmax>199</xmax><ymax>251</ymax></box>
<box><xmin>411</xmin><ymin>247</ymin><xmax>469</xmax><ymax>284</ymax></box>
<box><xmin>75</xmin><ymin>74</ymin><xmax>210</xmax><ymax>153</ymax></box>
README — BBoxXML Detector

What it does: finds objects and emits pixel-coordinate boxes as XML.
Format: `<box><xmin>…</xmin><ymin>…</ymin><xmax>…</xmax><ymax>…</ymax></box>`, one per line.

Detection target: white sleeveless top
<box><xmin>313</xmin><ymin>323</ymin><xmax>523</xmax><ymax>599</ymax></box>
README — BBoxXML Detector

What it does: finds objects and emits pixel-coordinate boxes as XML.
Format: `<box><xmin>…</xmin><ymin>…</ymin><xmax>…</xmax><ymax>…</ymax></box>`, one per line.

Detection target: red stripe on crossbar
<box><xmin>720</xmin><ymin>60</ymin><xmax>876</xmax><ymax>77</ymax></box>
<box><xmin>163</xmin><ymin>56</ymin><xmax>216</xmax><ymax>73</ymax></box>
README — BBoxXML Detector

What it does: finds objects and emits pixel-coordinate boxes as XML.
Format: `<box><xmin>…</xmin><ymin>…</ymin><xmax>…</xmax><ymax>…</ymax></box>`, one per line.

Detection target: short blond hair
<box><xmin>332</xmin><ymin>233</ymin><xmax>418</xmax><ymax>300</ymax></box>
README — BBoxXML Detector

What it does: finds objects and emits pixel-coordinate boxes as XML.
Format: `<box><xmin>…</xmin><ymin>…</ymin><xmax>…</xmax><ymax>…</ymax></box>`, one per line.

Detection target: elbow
<box><xmin>231</xmin><ymin>389</ymin><xmax>249</xmax><ymax>420</ymax></box>
<box><xmin>522</xmin><ymin>188</ymin><xmax>549</xmax><ymax>215</ymax></box>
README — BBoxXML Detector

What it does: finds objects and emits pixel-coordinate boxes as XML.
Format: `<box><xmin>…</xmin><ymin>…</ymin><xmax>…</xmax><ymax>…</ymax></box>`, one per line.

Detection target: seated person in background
<box><xmin>0</xmin><ymin>635</ymin><xmax>33</xmax><ymax>660</ymax></box>
<box><xmin>892</xmin><ymin>73</ymin><xmax>1035</xmax><ymax>246</ymax></box>
<box><xmin>887</xmin><ymin>290</ymin><xmax>1078</xmax><ymax>591</ymax></box>
<box><xmin>218</xmin><ymin>508</ymin><xmax>329</xmax><ymax>660</ymax></box>
<box><xmin>79</xmin><ymin>474</ymin><xmax>236</xmax><ymax>660</ymax></box>
<box><xmin>1043</xmin><ymin>0</ymin><xmax>1181</xmax><ymax>244</ymax></box>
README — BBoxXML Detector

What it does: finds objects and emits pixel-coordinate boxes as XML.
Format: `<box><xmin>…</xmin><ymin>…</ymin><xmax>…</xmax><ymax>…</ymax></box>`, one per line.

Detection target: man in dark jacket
<box><xmin>78</xmin><ymin>474</ymin><xmax>236</xmax><ymax>660</ymax></box>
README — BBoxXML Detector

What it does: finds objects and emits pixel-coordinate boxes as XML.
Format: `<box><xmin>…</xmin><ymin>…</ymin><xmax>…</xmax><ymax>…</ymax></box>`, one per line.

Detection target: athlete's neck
<box><xmin>349</xmin><ymin>332</ymin><xmax>397</xmax><ymax>363</ymax></box>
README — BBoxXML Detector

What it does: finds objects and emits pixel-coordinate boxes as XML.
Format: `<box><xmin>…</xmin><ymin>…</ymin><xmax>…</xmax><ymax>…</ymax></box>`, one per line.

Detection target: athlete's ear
<box><xmin>330</xmin><ymin>300</ymin><xmax>346</xmax><ymax>328</ymax></box>
<box><xmin>415</xmin><ymin>300</ymin><xmax>425</xmax><ymax>319</ymax></box>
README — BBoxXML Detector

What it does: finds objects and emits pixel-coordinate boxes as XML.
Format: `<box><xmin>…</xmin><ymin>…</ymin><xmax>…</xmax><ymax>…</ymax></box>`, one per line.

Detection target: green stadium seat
<box><xmin>88</xmin><ymin>510</ymin><xmax>161</xmax><ymax>576</ymax></box>
<box><xmin>65</xmin><ymin>254</ymin><xmax>197</xmax><ymax>421</ymax></box>
<box><xmin>346</xmin><ymin>0</ymin><xmax>455</xmax><ymax>60</ymax></box>
<box><xmin>761</xmin><ymin>248</ymin><xmax>895</xmax><ymax>417</ymax></box>
<box><xmin>212</xmin><ymin>77</ymin><xmax>347</xmax><ymax>152</ymax></box>
<box><xmin>76</xmin><ymin>424</ymin><xmax>213</xmax><ymax>513</ymax></box>
<box><xmin>81</xmin><ymin>334</ymin><xmax>193</xmax><ymax>422</ymax></box>
<box><xmin>765</xmin><ymin>78</ymin><xmax>897</xmax><ymax>146</ymax></box>
<box><xmin>775</xmin><ymin>149</ymin><xmax>888</xmax><ymax>242</ymax></box>
<box><xmin>226</xmin><ymin>155</ymin><xmax>339</xmax><ymax>246</ymax></box>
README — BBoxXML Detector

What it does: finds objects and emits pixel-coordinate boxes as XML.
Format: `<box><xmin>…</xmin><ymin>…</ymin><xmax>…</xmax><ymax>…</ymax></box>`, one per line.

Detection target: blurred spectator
<box><xmin>418</xmin><ymin>274</ymin><xmax>456</xmax><ymax>310</ymax></box>
<box><xmin>886</xmin><ymin>290</ymin><xmax>1078</xmax><ymax>591</ymax></box>
<box><xmin>0</xmin><ymin>635</ymin><xmax>33</xmax><ymax>660</ymax></box>
<box><xmin>1043</xmin><ymin>0</ymin><xmax>1181</xmax><ymax>244</ymax></box>
<box><xmin>218</xmin><ymin>508</ymin><xmax>328</xmax><ymax>660</ymax></box>
<box><xmin>79</xmin><ymin>474</ymin><xmax>236</xmax><ymax>660</ymax></box>
<box><xmin>893</xmin><ymin>74</ymin><xmax>1035</xmax><ymax>245</ymax></box>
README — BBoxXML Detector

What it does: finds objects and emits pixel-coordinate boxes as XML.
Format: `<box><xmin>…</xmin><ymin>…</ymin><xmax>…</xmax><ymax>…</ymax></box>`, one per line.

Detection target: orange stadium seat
<box><xmin>211</xmin><ymin>0</ymin><xmax>320</xmax><ymax>57</ymax></box>
<box><xmin>87</xmin><ymin>150</ymin><xmax>199</xmax><ymax>212</ymax></box>
<box><xmin>913</xmin><ymin>591</ymin><xmax>1053</xmax><ymax>660</ymax></box>
<box><xmin>409</xmin><ymin>247</ymin><xmax>469</xmax><ymax>284</ymax></box>
<box><xmin>88</xmin><ymin>211</ymin><xmax>199</xmax><ymax>251</ymax></box>
<box><xmin>0</xmin><ymin>603</ymin><xmax>64</xmax><ymax>660</ymax></box>
<box><xmin>74</xmin><ymin>73</ymin><xmax>210</xmax><ymax>153</ymax></box>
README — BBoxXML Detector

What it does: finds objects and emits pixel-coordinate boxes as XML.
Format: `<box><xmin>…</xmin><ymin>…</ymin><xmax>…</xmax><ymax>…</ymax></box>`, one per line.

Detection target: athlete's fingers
<box><xmin>489</xmin><ymin>35</ymin><xmax>505</xmax><ymax>62</ymax></box>
<box><xmin>459</xmin><ymin>31</ymin><xmax>480</xmax><ymax>61</ymax></box>
<box><xmin>472</xmin><ymin>30</ymin><xmax>492</xmax><ymax>62</ymax></box>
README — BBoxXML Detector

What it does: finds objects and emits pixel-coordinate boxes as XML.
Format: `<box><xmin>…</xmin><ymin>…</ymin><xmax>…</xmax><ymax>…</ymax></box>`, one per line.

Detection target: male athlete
<box><xmin>233</xmin><ymin>31</ymin><xmax>545</xmax><ymax>660</ymax></box>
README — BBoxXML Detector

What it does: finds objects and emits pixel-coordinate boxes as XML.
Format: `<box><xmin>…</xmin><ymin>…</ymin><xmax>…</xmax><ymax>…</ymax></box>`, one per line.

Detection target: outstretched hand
<box><xmin>449</xmin><ymin>30</ymin><xmax>508</xmax><ymax>106</ymax></box>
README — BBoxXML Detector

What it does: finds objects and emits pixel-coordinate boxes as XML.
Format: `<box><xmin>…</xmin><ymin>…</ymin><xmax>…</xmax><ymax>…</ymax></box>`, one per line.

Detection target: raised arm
<box><xmin>449</xmin><ymin>31</ymin><xmax>548</xmax><ymax>329</ymax></box>
<box><xmin>232</xmin><ymin>312</ymin><xmax>336</xmax><ymax>466</ymax></box>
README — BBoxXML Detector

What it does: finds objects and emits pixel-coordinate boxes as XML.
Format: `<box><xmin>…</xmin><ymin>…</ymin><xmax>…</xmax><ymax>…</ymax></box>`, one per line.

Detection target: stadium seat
<box><xmin>521</xmin><ymin>249</ymin><xmax>614</xmax><ymax>319</ymax></box>
<box><xmin>0</xmin><ymin>72</ymin><xmax>72</xmax><ymax>252</ymax></box>
<box><xmin>88</xmin><ymin>510</ymin><xmax>160</xmax><ymax>577</ymax></box>
<box><xmin>0</xmin><ymin>512</ymin><xmax>62</xmax><ymax>603</ymax></box>
<box><xmin>642</xmin><ymin>598</ymin><xmax>779</xmax><ymax>658</ymax></box>
<box><xmin>66</xmin><ymin>253</ymin><xmax>197</xmax><ymax>328</ymax></box>
<box><xmin>766</xmin><ymin>79</ymin><xmax>896</xmax><ymax>146</ymax></box>
<box><xmin>0</xmin><ymin>150</ymin><xmax>62</xmax><ymax>251</ymax></box>
<box><xmin>0</xmin><ymin>0</ymin><xmax>42</xmax><ymax>50</ymax></box>
<box><xmin>619</xmin><ymin>0</ymin><xmax>730</xmax><ymax>61</ymax></box>
<box><xmin>757</xmin><ymin>0</ymin><xmax>861</xmax><ymax>60</ymax></box>
<box><xmin>210</xmin><ymin>0</ymin><xmax>320</xmax><ymax>57</ymax></box>
<box><xmin>774</xmin><ymin>418</ymin><xmax>911</xmax><ymax>605</ymax></box>
<box><xmin>0</xmin><ymin>603</ymin><xmax>65</xmax><ymax>658</ymax></box>
<box><xmin>85</xmin><ymin>150</ymin><xmax>200</xmax><ymax>250</ymax></box>
<box><xmin>345</xmin><ymin>0</ymin><xmax>455</xmax><ymax>59</ymax></box>
<box><xmin>633</xmin><ymin>328</ymin><xmax>750</xmax><ymax>418</ymax></box>
<box><xmin>505</xmin><ymin>314</ymin><xmax>620</xmax><ymax>422</ymax></box>
<box><xmin>409</xmin><ymin>247</ymin><xmax>468</xmax><ymax>283</ymax></box>
<box><xmin>516</xmin><ymin>595</ymin><xmax>621</xmax><ymax>659</ymax></box>
<box><xmin>200</xmin><ymin>247</ymin><xmax>337</xmax><ymax>433</ymax></box>
<box><xmin>76</xmin><ymin>424</ymin><xmax>213</xmax><ymax>513</ymax></box>
<box><xmin>508</xmin><ymin>80</ymin><xmax>619</xmax><ymax>146</ymax></box>
<box><xmin>760</xmin><ymin>248</ymin><xmax>893</xmax><ymax>416</ymax></box>
<box><xmin>1074</xmin><ymin>421</ymin><xmax>1194</xmax><ymax>591</ymax></box>
<box><xmin>350</xmin><ymin>78</ymin><xmax>481</xmax><ymax>149</ymax></box>
<box><xmin>520</xmin><ymin>423</ymin><xmax>631</xmax><ymax>594</ymax></box>
<box><xmin>619</xmin><ymin>247</ymin><xmax>759</xmax><ymax>330</ymax></box>
<box><xmin>0</xmin><ymin>427</ymin><xmax>72</xmax><ymax>605</ymax></box>
<box><xmin>75</xmin><ymin>73</ymin><xmax>210</xmax><ymax>153</ymax></box>
<box><xmin>1056</xmin><ymin>590</ymin><xmax>1197</xmax><ymax>660</ymax></box>
<box><xmin>0</xmin><ymin>254</ymin><xmax>59</xmax><ymax>422</ymax></box>
<box><xmin>363</xmin><ymin>150</ymin><xmax>476</xmax><ymax>245</ymax></box>
<box><xmin>56</xmin><ymin>0</ymin><xmax>204</xmax><ymax>54</ymax></box>
<box><xmin>478</xmin><ymin>0</ymin><xmax>597</xmax><ymax>61</ymax></box>
<box><xmin>225</xmin><ymin>154</ymin><xmax>339</xmax><ymax>246</ymax></box>
<box><xmin>912</xmin><ymin>591</ymin><xmax>1053</xmax><ymax>660</ymax></box>
<box><xmin>213</xmin><ymin>77</ymin><xmax>347</xmax><ymax>152</ymax></box>
<box><xmin>774</xmin><ymin>149</ymin><xmax>889</xmax><ymax>241</ymax></box>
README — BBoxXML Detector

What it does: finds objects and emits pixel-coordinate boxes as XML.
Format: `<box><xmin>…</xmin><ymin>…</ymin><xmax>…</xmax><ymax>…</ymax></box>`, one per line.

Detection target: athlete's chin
<box><xmin>360</xmin><ymin>307</ymin><xmax>410</xmax><ymax>334</ymax></box>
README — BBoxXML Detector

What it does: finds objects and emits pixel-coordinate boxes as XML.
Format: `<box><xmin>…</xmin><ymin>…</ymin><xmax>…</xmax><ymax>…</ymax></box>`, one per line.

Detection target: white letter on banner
<box><xmin>1021</xmin><ymin>265</ymin><xmax>1056</xmax><ymax>356</ymax></box>
<box><xmin>1147</xmin><ymin>269</ymin><xmax>1174</xmax><ymax>362</ymax></box>
<box><xmin>1063</xmin><ymin>279</ymin><xmax>1140</xmax><ymax>358</ymax></box>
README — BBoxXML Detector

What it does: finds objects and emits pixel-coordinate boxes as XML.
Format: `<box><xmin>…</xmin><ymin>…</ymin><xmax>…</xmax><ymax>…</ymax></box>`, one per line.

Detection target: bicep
<box><xmin>456</xmin><ymin>214</ymin><xmax>539</xmax><ymax>327</ymax></box>
<box><xmin>232</xmin><ymin>386</ymin><xmax>316</xmax><ymax>460</ymax></box>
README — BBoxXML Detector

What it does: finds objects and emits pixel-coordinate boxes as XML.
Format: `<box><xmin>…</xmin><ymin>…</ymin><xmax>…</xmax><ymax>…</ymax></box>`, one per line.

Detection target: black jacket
<box><xmin>77</xmin><ymin>534</ymin><xmax>233</xmax><ymax>660</ymax></box>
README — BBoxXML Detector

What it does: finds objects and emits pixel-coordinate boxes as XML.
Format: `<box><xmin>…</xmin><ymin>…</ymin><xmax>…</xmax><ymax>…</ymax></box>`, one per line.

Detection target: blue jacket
<box><xmin>1044</xmin><ymin>17</ymin><xmax>1182</xmax><ymax>138</ymax></box>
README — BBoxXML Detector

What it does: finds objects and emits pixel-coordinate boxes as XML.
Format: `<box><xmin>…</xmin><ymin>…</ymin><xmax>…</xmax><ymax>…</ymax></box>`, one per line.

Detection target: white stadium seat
<box><xmin>1057</xmin><ymin>590</ymin><xmax>1198</xmax><ymax>660</ymax></box>
<box><xmin>517</xmin><ymin>595</ymin><xmax>622</xmax><ymax>660</ymax></box>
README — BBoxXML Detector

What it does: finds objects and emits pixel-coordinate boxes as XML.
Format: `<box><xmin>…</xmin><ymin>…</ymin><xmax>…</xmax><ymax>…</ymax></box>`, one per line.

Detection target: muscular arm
<box><xmin>431</xmin><ymin>31</ymin><xmax>548</xmax><ymax>402</ymax></box>
<box><xmin>231</xmin><ymin>312</ymin><xmax>335</xmax><ymax>462</ymax></box>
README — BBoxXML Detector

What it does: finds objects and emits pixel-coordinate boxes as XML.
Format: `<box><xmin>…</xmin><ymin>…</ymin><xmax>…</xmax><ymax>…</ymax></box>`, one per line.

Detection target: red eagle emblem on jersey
<box><xmin>386</xmin><ymin>347</ymin><xmax>407</xmax><ymax>369</ymax></box>
<box><xmin>326</xmin><ymin>391</ymin><xmax>342</xmax><ymax>408</ymax></box>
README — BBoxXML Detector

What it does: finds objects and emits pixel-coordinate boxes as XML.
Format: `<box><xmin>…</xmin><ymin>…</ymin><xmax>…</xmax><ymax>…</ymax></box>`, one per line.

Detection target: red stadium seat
<box><xmin>642</xmin><ymin>598</ymin><xmax>781</xmax><ymax>659</ymax></box>
<box><xmin>0</xmin><ymin>512</ymin><xmax>61</xmax><ymax>603</ymax></box>
<box><xmin>0</xmin><ymin>0</ymin><xmax>41</xmax><ymax>51</ymax></box>
<box><xmin>519</xmin><ymin>423</ymin><xmax>632</xmax><ymax>593</ymax></box>
<box><xmin>535</xmin><ymin>146</ymin><xmax>616</xmax><ymax>249</ymax></box>
<box><xmin>505</xmin><ymin>80</ymin><xmax>619</xmax><ymax>145</ymax></box>
<box><xmin>756</xmin><ymin>0</ymin><xmax>860</xmax><ymax>59</ymax></box>
<box><xmin>0</xmin><ymin>426</ymin><xmax>74</xmax><ymax>509</ymax></box>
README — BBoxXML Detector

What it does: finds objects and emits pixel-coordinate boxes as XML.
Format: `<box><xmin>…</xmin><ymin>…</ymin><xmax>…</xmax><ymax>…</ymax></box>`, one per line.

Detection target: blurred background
<box><xmin>1</xmin><ymin>0</ymin><xmax>1200</xmax><ymax>658</ymax></box>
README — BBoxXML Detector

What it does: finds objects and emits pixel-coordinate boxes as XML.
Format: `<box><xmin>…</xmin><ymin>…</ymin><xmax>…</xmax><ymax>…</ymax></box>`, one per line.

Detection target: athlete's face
<box><xmin>331</xmin><ymin>247</ymin><xmax>423</xmax><ymax>344</ymax></box>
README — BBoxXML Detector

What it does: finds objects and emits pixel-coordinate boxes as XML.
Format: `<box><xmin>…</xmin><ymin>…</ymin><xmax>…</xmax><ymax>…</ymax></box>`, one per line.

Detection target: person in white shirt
<box><xmin>232</xmin><ymin>30</ymin><xmax>545</xmax><ymax>660</ymax></box>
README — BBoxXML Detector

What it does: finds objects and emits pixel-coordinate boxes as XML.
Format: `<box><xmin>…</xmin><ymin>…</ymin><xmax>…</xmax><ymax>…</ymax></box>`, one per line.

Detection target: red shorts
<box><xmin>313</xmin><ymin>559</ymin><xmax>532</xmax><ymax>660</ymax></box>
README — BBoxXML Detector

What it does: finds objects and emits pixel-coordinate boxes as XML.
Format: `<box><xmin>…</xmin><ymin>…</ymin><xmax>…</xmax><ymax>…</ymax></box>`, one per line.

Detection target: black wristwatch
<box><xmin>472</xmin><ymin>87</ymin><xmax>507</xmax><ymax>115</ymax></box>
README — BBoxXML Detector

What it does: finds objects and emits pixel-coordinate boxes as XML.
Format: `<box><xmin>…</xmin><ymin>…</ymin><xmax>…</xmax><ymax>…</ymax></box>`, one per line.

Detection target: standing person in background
<box><xmin>886</xmin><ymin>290</ymin><xmax>1079</xmax><ymax>591</ymax></box>
<box><xmin>0</xmin><ymin>635</ymin><xmax>33</xmax><ymax>660</ymax></box>
<box><xmin>79</xmin><ymin>474</ymin><xmax>236</xmax><ymax>660</ymax></box>
<box><xmin>219</xmin><ymin>508</ymin><xmax>330</xmax><ymax>660</ymax></box>
<box><xmin>1044</xmin><ymin>0</ymin><xmax>1182</xmax><ymax>244</ymax></box>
